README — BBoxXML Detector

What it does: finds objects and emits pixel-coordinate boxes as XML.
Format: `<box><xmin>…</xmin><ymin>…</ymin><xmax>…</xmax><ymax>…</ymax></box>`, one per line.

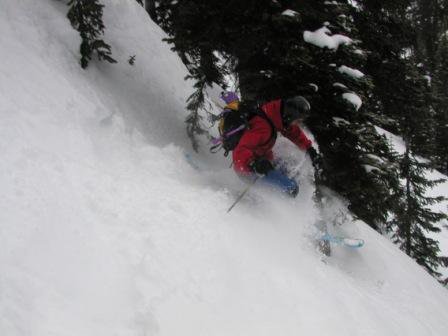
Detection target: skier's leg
<box><xmin>236</xmin><ymin>169</ymin><xmax>298</xmax><ymax>197</ymax></box>
<box><xmin>261</xmin><ymin>169</ymin><xmax>298</xmax><ymax>197</ymax></box>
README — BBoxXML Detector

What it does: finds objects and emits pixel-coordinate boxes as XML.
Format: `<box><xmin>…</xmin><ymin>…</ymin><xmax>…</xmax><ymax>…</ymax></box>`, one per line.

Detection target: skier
<box><xmin>220</xmin><ymin>91</ymin><xmax>319</xmax><ymax>197</ymax></box>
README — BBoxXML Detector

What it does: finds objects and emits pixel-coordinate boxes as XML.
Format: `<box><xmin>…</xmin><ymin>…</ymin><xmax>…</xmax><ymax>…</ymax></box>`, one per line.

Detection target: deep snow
<box><xmin>1</xmin><ymin>1</ymin><xmax>448</xmax><ymax>335</ymax></box>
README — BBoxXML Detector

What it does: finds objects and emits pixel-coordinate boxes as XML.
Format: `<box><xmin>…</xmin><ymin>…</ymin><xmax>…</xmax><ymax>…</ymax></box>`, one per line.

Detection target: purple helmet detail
<box><xmin>220</xmin><ymin>91</ymin><xmax>239</xmax><ymax>104</ymax></box>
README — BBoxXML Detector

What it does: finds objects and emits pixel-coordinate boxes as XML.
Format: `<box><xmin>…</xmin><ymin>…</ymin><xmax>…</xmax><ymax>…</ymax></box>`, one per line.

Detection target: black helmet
<box><xmin>281</xmin><ymin>96</ymin><xmax>311</xmax><ymax>127</ymax></box>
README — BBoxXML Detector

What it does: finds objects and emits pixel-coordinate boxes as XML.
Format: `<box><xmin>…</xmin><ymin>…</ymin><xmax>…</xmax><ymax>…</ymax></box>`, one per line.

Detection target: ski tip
<box><xmin>319</xmin><ymin>234</ymin><xmax>364</xmax><ymax>249</ymax></box>
<box><xmin>343</xmin><ymin>238</ymin><xmax>365</xmax><ymax>248</ymax></box>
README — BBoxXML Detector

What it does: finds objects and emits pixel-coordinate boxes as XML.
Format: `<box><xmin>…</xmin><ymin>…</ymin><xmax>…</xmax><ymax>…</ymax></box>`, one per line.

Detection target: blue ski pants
<box><xmin>261</xmin><ymin>169</ymin><xmax>299</xmax><ymax>197</ymax></box>
<box><xmin>240</xmin><ymin>169</ymin><xmax>298</xmax><ymax>197</ymax></box>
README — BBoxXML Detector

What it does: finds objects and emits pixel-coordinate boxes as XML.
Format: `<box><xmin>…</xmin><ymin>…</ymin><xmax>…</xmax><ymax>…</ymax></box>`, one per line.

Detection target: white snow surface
<box><xmin>1</xmin><ymin>1</ymin><xmax>448</xmax><ymax>336</ymax></box>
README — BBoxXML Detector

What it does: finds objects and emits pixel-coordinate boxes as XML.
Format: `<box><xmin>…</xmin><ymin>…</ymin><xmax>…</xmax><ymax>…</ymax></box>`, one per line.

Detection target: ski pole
<box><xmin>227</xmin><ymin>176</ymin><xmax>259</xmax><ymax>213</ymax></box>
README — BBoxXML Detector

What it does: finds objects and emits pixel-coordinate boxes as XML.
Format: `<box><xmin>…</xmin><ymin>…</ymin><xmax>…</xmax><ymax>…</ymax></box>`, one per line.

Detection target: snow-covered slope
<box><xmin>1</xmin><ymin>1</ymin><xmax>448</xmax><ymax>335</ymax></box>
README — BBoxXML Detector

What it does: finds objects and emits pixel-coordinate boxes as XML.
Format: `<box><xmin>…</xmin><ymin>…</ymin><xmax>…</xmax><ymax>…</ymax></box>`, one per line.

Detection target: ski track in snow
<box><xmin>1</xmin><ymin>1</ymin><xmax>448</xmax><ymax>335</ymax></box>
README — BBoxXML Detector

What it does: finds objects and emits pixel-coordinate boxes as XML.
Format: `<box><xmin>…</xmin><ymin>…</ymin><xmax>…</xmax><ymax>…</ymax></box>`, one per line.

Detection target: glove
<box><xmin>307</xmin><ymin>147</ymin><xmax>321</xmax><ymax>169</ymax></box>
<box><xmin>250</xmin><ymin>158</ymin><xmax>274</xmax><ymax>176</ymax></box>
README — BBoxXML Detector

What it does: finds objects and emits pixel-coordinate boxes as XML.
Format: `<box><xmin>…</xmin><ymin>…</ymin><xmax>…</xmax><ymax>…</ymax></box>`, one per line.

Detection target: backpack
<box><xmin>210</xmin><ymin>101</ymin><xmax>277</xmax><ymax>156</ymax></box>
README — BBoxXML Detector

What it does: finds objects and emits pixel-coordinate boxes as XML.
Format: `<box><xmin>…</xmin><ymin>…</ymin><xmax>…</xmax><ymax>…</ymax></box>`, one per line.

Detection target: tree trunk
<box><xmin>403</xmin><ymin>145</ymin><xmax>412</xmax><ymax>255</ymax></box>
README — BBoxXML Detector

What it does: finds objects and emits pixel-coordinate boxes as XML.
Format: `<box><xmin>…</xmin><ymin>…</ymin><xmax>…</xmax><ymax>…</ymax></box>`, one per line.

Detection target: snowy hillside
<box><xmin>1</xmin><ymin>1</ymin><xmax>448</xmax><ymax>335</ymax></box>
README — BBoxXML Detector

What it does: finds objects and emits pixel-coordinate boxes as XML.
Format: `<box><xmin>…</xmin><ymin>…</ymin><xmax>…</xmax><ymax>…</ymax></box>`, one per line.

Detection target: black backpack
<box><xmin>210</xmin><ymin>101</ymin><xmax>277</xmax><ymax>156</ymax></box>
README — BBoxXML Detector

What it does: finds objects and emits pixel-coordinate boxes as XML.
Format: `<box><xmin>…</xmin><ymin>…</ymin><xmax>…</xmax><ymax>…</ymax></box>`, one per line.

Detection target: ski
<box><xmin>319</xmin><ymin>233</ymin><xmax>364</xmax><ymax>248</ymax></box>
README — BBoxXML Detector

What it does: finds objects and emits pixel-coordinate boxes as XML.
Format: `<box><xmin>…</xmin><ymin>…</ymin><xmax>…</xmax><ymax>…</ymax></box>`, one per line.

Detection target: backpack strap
<box><xmin>210</xmin><ymin>144</ymin><xmax>223</xmax><ymax>154</ymax></box>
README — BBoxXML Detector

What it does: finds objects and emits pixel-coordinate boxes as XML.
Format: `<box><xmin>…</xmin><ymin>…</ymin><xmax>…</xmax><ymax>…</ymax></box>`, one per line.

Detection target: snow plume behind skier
<box><xmin>219</xmin><ymin>91</ymin><xmax>320</xmax><ymax>197</ymax></box>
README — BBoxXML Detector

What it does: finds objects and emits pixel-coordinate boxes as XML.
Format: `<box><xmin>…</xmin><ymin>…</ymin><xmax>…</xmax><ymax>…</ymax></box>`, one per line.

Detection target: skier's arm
<box><xmin>283</xmin><ymin>125</ymin><xmax>321</xmax><ymax>169</ymax></box>
<box><xmin>281</xmin><ymin>124</ymin><xmax>312</xmax><ymax>151</ymax></box>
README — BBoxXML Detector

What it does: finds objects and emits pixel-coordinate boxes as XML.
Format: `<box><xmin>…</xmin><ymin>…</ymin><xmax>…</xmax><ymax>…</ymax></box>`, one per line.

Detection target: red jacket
<box><xmin>232</xmin><ymin>99</ymin><xmax>312</xmax><ymax>174</ymax></box>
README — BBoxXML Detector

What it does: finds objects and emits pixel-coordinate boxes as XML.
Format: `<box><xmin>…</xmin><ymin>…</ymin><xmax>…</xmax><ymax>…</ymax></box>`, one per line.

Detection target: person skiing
<box><xmin>220</xmin><ymin>91</ymin><xmax>319</xmax><ymax>197</ymax></box>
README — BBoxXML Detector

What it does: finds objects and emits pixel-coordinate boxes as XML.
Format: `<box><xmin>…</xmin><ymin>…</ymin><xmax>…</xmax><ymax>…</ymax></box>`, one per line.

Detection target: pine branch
<box><xmin>67</xmin><ymin>0</ymin><xmax>117</xmax><ymax>69</ymax></box>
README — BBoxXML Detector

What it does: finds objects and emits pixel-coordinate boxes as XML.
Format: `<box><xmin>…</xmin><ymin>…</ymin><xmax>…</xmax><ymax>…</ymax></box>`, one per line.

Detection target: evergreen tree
<box><xmin>67</xmin><ymin>0</ymin><xmax>117</xmax><ymax>69</ymax></box>
<box><xmin>354</xmin><ymin>0</ymin><xmax>414</xmax><ymax>133</ymax></box>
<box><xmin>410</xmin><ymin>0</ymin><xmax>448</xmax><ymax>170</ymax></box>
<box><xmin>298</xmin><ymin>1</ymin><xmax>401</xmax><ymax>229</ymax></box>
<box><xmin>432</xmin><ymin>36</ymin><xmax>448</xmax><ymax>174</ymax></box>
<box><xmin>411</xmin><ymin>0</ymin><xmax>448</xmax><ymax>174</ymax></box>
<box><xmin>356</xmin><ymin>1</ymin><xmax>447</xmax><ymax>279</ymax></box>
<box><xmin>392</xmin><ymin>144</ymin><xmax>447</xmax><ymax>278</ymax></box>
<box><xmin>413</xmin><ymin>0</ymin><xmax>448</xmax><ymax>72</ymax></box>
